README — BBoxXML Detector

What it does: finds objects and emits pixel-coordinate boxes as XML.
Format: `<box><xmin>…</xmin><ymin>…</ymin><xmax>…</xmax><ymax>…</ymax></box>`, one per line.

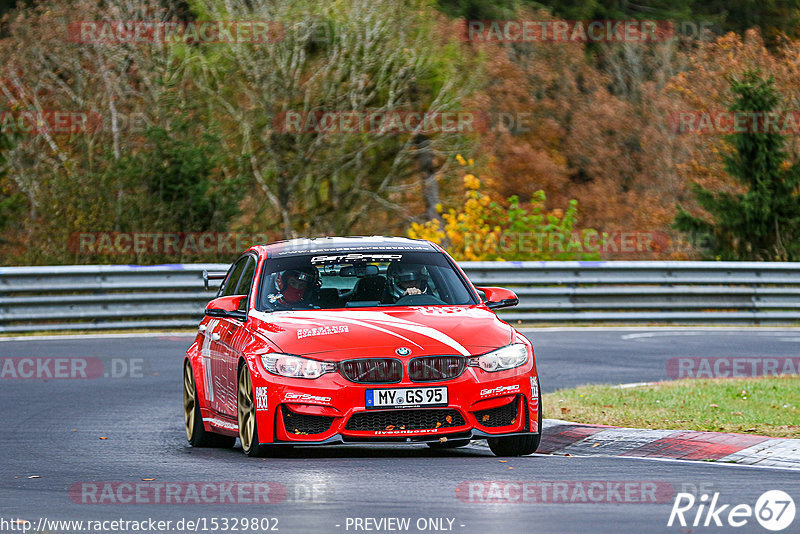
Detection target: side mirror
<box><xmin>475</xmin><ymin>286</ymin><xmax>519</xmax><ymax>310</ymax></box>
<box><xmin>205</xmin><ymin>295</ymin><xmax>248</xmax><ymax>321</ymax></box>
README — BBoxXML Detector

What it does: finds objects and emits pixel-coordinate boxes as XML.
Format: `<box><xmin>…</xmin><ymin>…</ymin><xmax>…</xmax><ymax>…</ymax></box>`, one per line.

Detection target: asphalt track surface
<box><xmin>1</xmin><ymin>329</ymin><xmax>798</xmax><ymax>534</ymax></box>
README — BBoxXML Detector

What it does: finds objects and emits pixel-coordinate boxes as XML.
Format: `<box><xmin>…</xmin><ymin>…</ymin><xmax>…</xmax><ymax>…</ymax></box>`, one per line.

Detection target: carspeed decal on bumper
<box><xmin>283</xmin><ymin>392</ymin><xmax>332</xmax><ymax>403</ymax></box>
<box><xmin>480</xmin><ymin>384</ymin><xmax>520</xmax><ymax>397</ymax></box>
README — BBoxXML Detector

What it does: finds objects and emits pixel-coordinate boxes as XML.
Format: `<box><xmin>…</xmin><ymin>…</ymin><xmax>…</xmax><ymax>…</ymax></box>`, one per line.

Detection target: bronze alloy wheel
<box><xmin>236</xmin><ymin>363</ymin><xmax>292</xmax><ymax>457</ymax></box>
<box><xmin>184</xmin><ymin>361</ymin><xmax>197</xmax><ymax>441</ymax></box>
<box><xmin>237</xmin><ymin>364</ymin><xmax>256</xmax><ymax>452</ymax></box>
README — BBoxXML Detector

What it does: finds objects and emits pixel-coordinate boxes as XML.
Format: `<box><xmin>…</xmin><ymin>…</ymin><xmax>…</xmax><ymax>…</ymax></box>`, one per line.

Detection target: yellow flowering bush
<box><xmin>409</xmin><ymin>156</ymin><xmax>603</xmax><ymax>261</ymax></box>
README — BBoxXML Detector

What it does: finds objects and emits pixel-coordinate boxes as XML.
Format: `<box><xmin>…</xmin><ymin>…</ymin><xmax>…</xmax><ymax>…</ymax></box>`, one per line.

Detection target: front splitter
<box><xmin>273</xmin><ymin>430</ymin><xmax>539</xmax><ymax>446</ymax></box>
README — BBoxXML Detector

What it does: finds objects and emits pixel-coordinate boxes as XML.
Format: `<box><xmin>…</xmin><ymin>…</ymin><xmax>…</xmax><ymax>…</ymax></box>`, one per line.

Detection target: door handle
<box><xmin>211</xmin><ymin>332</ymin><xmax>220</xmax><ymax>341</ymax></box>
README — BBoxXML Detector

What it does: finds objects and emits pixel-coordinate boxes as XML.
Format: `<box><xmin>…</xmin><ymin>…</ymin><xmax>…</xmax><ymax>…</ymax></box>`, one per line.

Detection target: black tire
<box><xmin>184</xmin><ymin>361</ymin><xmax>236</xmax><ymax>448</ymax></box>
<box><xmin>487</xmin><ymin>390</ymin><xmax>542</xmax><ymax>457</ymax></box>
<box><xmin>237</xmin><ymin>363</ymin><xmax>294</xmax><ymax>458</ymax></box>
<box><xmin>427</xmin><ymin>439</ymin><xmax>472</xmax><ymax>449</ymax></box>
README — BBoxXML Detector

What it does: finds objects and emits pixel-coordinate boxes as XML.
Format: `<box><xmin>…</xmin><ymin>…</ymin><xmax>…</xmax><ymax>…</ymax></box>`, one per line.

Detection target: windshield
<box><xmin>256</xmin><ymin>251</ymin><xmax>476</xmax><ymax>311</ymax></box>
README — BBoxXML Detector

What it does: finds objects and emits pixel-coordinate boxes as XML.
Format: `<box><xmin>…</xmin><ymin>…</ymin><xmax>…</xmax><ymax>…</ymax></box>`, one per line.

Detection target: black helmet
<box><xmin>387</xmin><ymin>263</ymin><xmax>428</xmax><ymax>299</ymax></box>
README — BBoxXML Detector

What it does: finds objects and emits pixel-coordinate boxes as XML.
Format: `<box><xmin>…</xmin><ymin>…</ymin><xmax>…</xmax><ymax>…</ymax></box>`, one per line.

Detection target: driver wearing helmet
<box><xmin>386</xmin><ymin>263</ymin><xmax>431</xmax><ymax>302</ymax></box>
<box><xmin>268</xmin><ymin>267</ymin><xmax>319</xmax><ymax>309</ymax></box>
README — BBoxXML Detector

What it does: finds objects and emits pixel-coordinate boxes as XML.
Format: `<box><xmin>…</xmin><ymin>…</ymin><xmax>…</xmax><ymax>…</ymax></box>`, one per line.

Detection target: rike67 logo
<box><xmin>668</xmin><ymin>490</ymin><xmax>796</xmax><ymax>531</ymax></box>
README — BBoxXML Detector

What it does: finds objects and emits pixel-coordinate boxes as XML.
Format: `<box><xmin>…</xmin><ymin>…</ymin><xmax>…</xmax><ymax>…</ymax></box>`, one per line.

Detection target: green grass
<box><xmin>543</xmin><ymin>376</ymin><xmax>800</xmax><ymax>438</ymax></box>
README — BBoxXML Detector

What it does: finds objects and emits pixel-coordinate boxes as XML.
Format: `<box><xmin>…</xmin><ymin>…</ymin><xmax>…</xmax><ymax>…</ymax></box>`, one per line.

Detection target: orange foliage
<box><xmin>456</xmin><ymin>22</ymin><xmax>800</xmax><ymax>259</ymax></box>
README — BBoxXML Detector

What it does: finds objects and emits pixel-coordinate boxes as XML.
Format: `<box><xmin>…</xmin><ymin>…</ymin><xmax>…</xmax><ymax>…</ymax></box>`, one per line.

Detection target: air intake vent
<box><xmin>281</xmin><ymin>405</ymin><xmax>334</xmax><ymax>435</ymax></box>
<box><xmin>345</xmin><ymin>409</ymin><xmax>465</xmax><ymax>431</ymax></box>
<box><xmin>473</xmin><ymin>398</ymin><xmax>518</xmax><ymax>428</ymax></box>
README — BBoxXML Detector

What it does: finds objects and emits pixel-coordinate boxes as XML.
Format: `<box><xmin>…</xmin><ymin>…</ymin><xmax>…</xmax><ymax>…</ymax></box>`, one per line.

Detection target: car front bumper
<box><xmin>251</xmin><ymin>362</ymin><xmax>540</xmax><ymax>444</ymax></box>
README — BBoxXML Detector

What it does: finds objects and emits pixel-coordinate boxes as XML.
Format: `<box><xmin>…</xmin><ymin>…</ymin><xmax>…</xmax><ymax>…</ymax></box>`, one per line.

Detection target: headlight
<box><xmin>468</xmin><ymin>344</ymin><xmax>528</xmax><ymax>372</ymax></box>
<box><xmin>261</xmin><ymin>353</ymin><xmax>336</xmax><ymax>379</ymax></box>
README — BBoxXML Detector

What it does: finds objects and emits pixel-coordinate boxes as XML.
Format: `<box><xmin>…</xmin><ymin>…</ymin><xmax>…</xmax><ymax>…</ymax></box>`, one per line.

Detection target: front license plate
<box><xmin>365</xmin><ymin>387</ymin><xmax>447</xmax><ymax>409</ymax></box>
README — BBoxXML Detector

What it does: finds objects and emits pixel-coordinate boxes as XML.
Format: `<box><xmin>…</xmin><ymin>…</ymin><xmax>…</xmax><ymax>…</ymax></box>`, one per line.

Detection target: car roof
<box><xmin>251</xmin><ymin>236</ymin><xmax>440</xmax><ymax>258</ymax></box>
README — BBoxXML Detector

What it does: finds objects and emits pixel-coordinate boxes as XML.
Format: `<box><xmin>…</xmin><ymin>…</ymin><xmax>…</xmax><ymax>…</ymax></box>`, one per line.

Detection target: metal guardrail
<box><xmin>1</xmin><ymin>261</ymin><xmax>799</xmax><ymax>332</ymax></box>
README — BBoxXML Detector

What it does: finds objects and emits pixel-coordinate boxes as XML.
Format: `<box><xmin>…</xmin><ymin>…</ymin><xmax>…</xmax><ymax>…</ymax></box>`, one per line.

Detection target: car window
<box><xmin>220</xmin><ymin>257</ymin><xmax>248</xmax><ymax>297</ymax></box>
<box><xmin>235</xmin><ymin>257</ymin><xmax>256</xmax><ymax>295</ymax></box>
<box><xmin>257</xmin><ymin>251</ymin><xmax>476</xmax><ymax>311</ymax></box>
<box><xmin>234</xmin><ymin>257</ymin><xmax>257</xmax><ymax>309</ymax></box>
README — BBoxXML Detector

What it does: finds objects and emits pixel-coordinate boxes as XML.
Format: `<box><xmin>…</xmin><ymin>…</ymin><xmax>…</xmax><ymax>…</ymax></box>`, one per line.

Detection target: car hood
<box><xmin>248</xmin><ymin>306</ymin><xmax>513</xmax><ymax>359</ymax></box>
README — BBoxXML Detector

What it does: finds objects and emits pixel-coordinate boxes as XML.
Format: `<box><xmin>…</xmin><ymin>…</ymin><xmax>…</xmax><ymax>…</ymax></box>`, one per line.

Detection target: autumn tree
<box><xmin>188</xmin><ymin>0</ymin><xmax>476</xmax><ymax>239</ymax></box>
<box><xmin>460</xmin><ymin>8</ymin><xmax>691</xmax><ymax>258</ymax></box>
<box><xmin>434</xmin><ymin>0</ymin><xmax>517</xmax><ymax>19</ymax></box>
<box><xmin>0</xmin><ymin>133</ymin><xmax>25</xmax><ymax>243</ymax></box>
<box><xmin>533</xmin><ymin>0</ymin><xmax>800</xmax><ymax>42</ymax></box>
<box><xmin>113</xmin><ymin>120</ymin><xmax>243</xmax><ymax>233</ymax></box>
<box><xmin>0</xmin><ymin>0</ymin><xmax>245</xmax><ymax>263</ymax></box>
<box><xmin>674</xmin><ymin>71</ymin><xmax>800</xmax><ymax>260</ymax></box>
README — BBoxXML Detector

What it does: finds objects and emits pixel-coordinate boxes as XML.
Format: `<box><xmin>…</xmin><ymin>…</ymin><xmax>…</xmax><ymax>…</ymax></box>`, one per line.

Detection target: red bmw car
<box><xmin>183</xmin><ymin>236</ymin><xmax>541</xmax><ymax>457</ymax></box>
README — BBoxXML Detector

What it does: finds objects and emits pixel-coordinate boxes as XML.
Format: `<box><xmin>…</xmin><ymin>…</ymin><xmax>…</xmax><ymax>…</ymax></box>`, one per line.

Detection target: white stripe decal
<box><xmin>372</xmin><ymin>320</ymin><xmax>471</xmax><ymax>356</ymax></box>
<box><xmin>252</xmin><ymin>310</ymin><xmax>425</xmax><ymax>349</ymax></box>
<box><xmin>326</xmin><ymin>311</ymin><xmax>471</xmax><ymax>355</ymax></box>
<box><xmin>249</xmin><ymin>309</ymin><xmax>472</xmax><ymax>355</ymax></box>
<box><xmin>307</xmin><ymin>311</ymin><xmax>470</xmax><ymax>355</ymax></box>
<box><xmin>299</xmin><ymin>313</ymin><xmax>425</xmax><ymax>349</ymax></box>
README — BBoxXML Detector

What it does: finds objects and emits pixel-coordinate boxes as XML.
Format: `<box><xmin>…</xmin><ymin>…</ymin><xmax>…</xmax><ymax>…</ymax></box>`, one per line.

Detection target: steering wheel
<box><xmin>394</xmin><ymin>294</ymin><xmax>446</xmax><ymax>306</ymax></box>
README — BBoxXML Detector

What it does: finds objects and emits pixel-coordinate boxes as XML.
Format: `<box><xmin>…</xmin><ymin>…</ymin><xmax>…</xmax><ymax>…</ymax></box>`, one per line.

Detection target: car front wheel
<box><xmin>487</xmin><ymin>391</ymin><xmax>542</xmax><ymax>457</ymax></box>
<box><xmin>237</xmin><ymin>364</ymin><xmax>293</xmax><ymax>457</ymax></box>
<box><xmin>237</xmin><ymin>364</ymin><xmax>269</xmax><ymax>457</ymax></box>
